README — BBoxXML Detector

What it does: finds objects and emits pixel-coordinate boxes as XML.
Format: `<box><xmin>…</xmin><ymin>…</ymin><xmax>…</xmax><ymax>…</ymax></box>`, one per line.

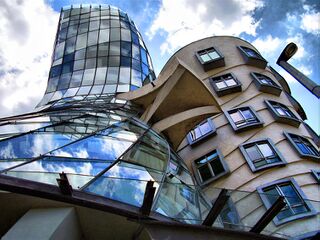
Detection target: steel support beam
<box><xmin>202</xmin><ymin>189</ymin><xmax>230</xmax><ymax>226</ymax></box>
<box><xmin>140</xmin><ymin>181</ymin><xmax>156</xmax><ymax>216</ymax></box>
<box><xmin>250</xmin><ymin>196</ymin><xmax>286</xmax><ymax>233</ymax></box>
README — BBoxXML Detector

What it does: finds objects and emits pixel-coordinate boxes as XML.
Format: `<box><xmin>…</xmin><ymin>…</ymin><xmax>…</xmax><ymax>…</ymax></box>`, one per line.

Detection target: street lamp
<box><xmin>277</xmin><ymin>42</ymin><xmax>320</xmax><ymax>98</ymax></box>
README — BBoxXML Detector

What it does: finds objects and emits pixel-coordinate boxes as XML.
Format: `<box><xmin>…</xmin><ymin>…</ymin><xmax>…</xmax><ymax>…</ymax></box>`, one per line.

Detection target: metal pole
<box><xmin>277</xmin><ymin>43</ymin><xmax>320</xmax><ymax>98</ymax></box>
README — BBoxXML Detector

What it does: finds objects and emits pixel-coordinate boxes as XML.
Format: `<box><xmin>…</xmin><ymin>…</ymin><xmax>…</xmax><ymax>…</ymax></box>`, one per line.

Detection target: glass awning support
<box><xmin>202</xmin><ymin>189</ymin><xmax>230</xmax><ymax>226</ymax></box>
<box><xmin>250</xmin><ymin>196</ymin><xmax>286</xmax><ymax>234</ymax></box>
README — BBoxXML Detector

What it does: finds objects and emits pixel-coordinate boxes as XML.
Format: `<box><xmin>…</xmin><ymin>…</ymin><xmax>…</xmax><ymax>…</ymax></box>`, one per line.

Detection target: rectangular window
<box><xmin>225</xmin><ymin>106</ymin><xmax>263</xmax><ymax>132</ymax></box>
<box><xmin>239</xmin><ymin>138</ymin><xmax>286</xmax><ymax>172</ymax></box>
<box><xmin>257</xmin><ymin>178</ymin><xmax>316</xmax><ymax>225</ymax></box>
<box><xmin>284</xmin><ymin>132</ymin><xmax>319</xmax><ymax>160</ymax></box>
<box><xmin>266</xmin><ymin>100</ymin><xmax>300</xmax><ymax>127</ymax></box>
<box><xmin>187</xmin><ymin>118</ymin><xmax>216</xmax><ymax>145</ymax></box>
<box><xmin>311</xmin><ymin>170</ymin><xmax>320</xmax><ymax>184</ymax></box>
<box><xmin>251</xmin><ymin>72</ymin><xmax>282</xmax><ymax>96</ymax></box>
<box><xmin>192</xmin><ymin>149</ymin><xmax>229</xmax><ymax>185</ymax></box>
<box><xmin>238</xmin><ymin>46</ymin><xmax>267</xmax><ymax>69</ymax></box>
<box><xmin>196</xmin><ymin>47</ymin><xmax>225</xmax><ymax>71</ymax></box>
<box><xmin>210</xmin><ymin>73</ymin><xmax>241</xmax><ymax>96</ymax></box>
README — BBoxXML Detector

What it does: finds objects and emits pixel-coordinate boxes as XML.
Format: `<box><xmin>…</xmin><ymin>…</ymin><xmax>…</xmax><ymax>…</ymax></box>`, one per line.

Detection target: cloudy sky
<box><xmin>0</xmin><ymin>0</ymin><xmax>319</xmax><ymax>133</ymax></box>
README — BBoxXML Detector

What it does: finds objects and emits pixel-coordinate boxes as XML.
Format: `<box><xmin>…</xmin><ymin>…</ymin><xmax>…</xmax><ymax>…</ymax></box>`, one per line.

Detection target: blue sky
<box><xmin>0</xmin><ymin>0</ymin><xmax>319</xmax><ymax>134</ymax></box>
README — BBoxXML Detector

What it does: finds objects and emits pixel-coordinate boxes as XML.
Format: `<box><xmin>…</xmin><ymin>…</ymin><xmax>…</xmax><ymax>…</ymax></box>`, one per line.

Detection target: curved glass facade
<box><xmin>38</xmin><ymin>4</ymin><xmax>155</xmax><ymax>107</ymax></box>
<box><xmin>0</xmin><ymin>96</ymin><xmax>209</xmax><ymax>223</ymax></box>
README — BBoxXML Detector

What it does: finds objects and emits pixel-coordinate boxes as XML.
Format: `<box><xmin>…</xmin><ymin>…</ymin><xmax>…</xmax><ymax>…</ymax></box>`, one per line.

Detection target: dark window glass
<box><xmin>75</xmin><ymin>48</ymin><xmax>86</xmax><ymax>60</ymax></box>
<box><xmin>263</xmin><ymin>182</ymin><xmax>309</xmax><ymax>220</ymax></box>
<box><xmin>109</xmin><ymin>56</ymin><xmax>120</xmax><ymax>67</ymax></box>
<box><xmin>241</xmin><ymin>46</ymin><xmax>262</xmax><ymax>59</ymax></box>
<box><xmin>50</xmin><ymin>65</ymin><xmax>62</xmax><ymax>78</ymax></box>
<box><xmin>67</xmin><ymin>24</ymin><xmax>78</xmax><ymax>38</ymax></box>
<box><xmin>63</xmin><ymin>53</ymin><xmax>74</xmax><ymax>63</ymax></box>
<box><xmin>229</xmin><ymin>108</ymin><xmax>258</xmax><ymax>128</ymax></box>
<box><xmin>240</xmin><ymin>139</ymin><xmax>286</xmax><ymax>171</ymax></box>
<box><xmin>98</xmin><ymin>43</ymin><xmax>109</xmax><ymax>56</ymax></box>
<box><xmin>85</xmin><ymin>58</ymin><xmax>96</xmax><ymax>69</ymax></box>
<box><xmin>97</xmin><ymin>57</ymin><xmax>108</xmax><ymax>68</ymax></box>
<box><xmin>214</xmin><ymin>74</ymin><xmax>237</xmax><ymax>89</ymax></box>
<box><xmin>78</xmin><ymin>22</ymin><xmax>89</xmax><ymax>34</ymax></box>
<box><xmin>86</xmin><ymin>45</ymin><xmax>97</xmax><ymax>58</ymax></box>
<box><xmin>109</xmin><ymin>42</ymin><xmax>120</xmax><ymax>56</ymax></box>
<box><xmin>65</xmin><ymin>36</ymin><xmax>76</xmax><ymax>54</ymax></box>
<box><xmin>121</xmin><ymin>57</ymin><xmax>131</xmax><ymax>67</ymax></box>
<box><xmin>121</xmin><ymin>41</ymin><xmax>132</xmax><ymax>56</ymax></box>
<box><xmin>290</xmin><ymin>134</ymin><xmax>319</xmax><ymax>157</ymax></box>
<box><xmin>194</xmin><ymin>150</ymin><xmax>228</xmax><ymax>185</ymax></box>
<box><xmin>188</xmin><ymin>118</ymin><xmax>215</xmax><ymax>144</ymax></box>
<box><xmin>70</xmin><ymin>70</ymin><xmax>83</xmax><ymax>87</ymax></box>
<box><xmin>57</xmin><ymin>73</ymin><xmax>71</xmax><ymax>90</ymax></box>
<box><xmin>132</xmin><ymin>32</ymin><xmax>139</xmax><ymax>44</ymax></box>
<box><xmin>73</xmin><ymin>60</ymin><xmax>85</xmax><ymax>71</ymax></box>
<box><xmin>62</xmin><ymin>61</ymin><xmax>73</xmax><ymax>74</ymax></box>
<box><xmin>140</xmin><ymin>48</ymin><xmax>148</xmax><ymax>65</ymax></box>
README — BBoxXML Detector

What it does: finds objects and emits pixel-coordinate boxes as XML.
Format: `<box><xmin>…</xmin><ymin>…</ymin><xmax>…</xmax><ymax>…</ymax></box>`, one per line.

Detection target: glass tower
<box><xmin>38</xmin><ymin>4</ymin><xmax>155</xmax><ymax>107</ymax></box>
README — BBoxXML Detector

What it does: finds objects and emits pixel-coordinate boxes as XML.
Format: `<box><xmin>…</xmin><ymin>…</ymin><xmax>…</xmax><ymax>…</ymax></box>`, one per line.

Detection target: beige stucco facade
<box><xmin>118</xmin><ymin>36</ymin><xmax>319</xmax><ymax>238</ymax></box>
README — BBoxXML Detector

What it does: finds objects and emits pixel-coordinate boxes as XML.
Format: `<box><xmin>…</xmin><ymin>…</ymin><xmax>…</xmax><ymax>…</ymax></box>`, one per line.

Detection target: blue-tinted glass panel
<box><xmin>0</xmin><ymin>132</ymin><xmax>73</xmax><ymax>159</ymax></box>
<box><xmin>84</xmin><ymin>161</ymin><xmax>161</xmax><ymax>207</ymax></box>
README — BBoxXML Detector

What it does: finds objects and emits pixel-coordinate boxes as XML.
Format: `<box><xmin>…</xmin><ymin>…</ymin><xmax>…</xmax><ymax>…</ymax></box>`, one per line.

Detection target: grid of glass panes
<box><xmin>263</xmin><ymin>182</ymin><xmax>309</xmax><ymax>220</ymax></box>
<box><xmin>212</xmin><ymin>74</ymin><xmax>238</xmax><ymax>90</ymax></box>
<box><xmin>244</xmin><ymin>141</ymin><xmax>281</xmax><ymax>168</ymax></box>
<box><xmin>194</xmin><ymin>150</ymin><xmax>225</xmax><ymax>183</ymax></box>
<box><xmin>197</xmin><ymin>47</ymin><xmax>221</xmax><ymax>63</ymax></box>
<box><xmin>290</xmin><ymin>134</ymin><xmax>319</xmax><ymax>157</ymax></box>
<box><xmin>229</xmin><ymin>108</ymin><xmax>259</xmax><ymax>128</ymax></box>
<box><xmin>42</xmin><ymin>5</ymin><xmax>155</xmax><ymax>106</ymax></box>
<box><xmin>269</xmin><ymin>101</ymin><xmax>297</xmax><ymax>119</ymax></box>
<box><xmin>254</xmin><ymin>73</ymin><xmax>279</xmax><ymax>87</ymax></box>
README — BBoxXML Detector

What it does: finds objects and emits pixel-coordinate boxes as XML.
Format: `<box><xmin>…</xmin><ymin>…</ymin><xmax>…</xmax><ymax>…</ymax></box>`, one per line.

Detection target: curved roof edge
<box><xmin>157</xmin><ymin>35</ymin><xmax>263</xmax><ymax>78</ymax></box>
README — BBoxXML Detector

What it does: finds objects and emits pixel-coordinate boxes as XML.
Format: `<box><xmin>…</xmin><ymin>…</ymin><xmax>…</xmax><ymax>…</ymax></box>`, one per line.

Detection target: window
<box><xmin>257</xmin><ymin>178</ymin><xmax>316</xmax><ymax>225</ymax></box>
<box><xmin>210</xmin><ymin>73</ymin><xmax>242</xmax><ymax>96</ymax></box>
<box><xmin>192</xmin><ymin>149</ymin><xmax>229</xmax><ymax>186</ymax></box>
<box><xmin>187</xmin><ymin>118</ymin><xmax>216</xmax><ymax>145</ymax></box>
<box><xmin>311</xmin><ymin>170</ymin><xmax>320</xmax><ymax>184</ymax></box>
<box><xmin>196</xmin><ymin>47</ymin><xmax>225</xmax><ymax>71</ymax></box>
<box><xmin>225</xmin><ymin>106</ymin><xmax>264</xmax><ymax>132</ymax></box>
<box><xmin>266</xmin><ymin>100</ymin><xmax>301</xmax><ymax>127</ymax></box>
<box><xmin>250</xmin><ymin>72</ymin><xmax>282</xmax><ymax>96</ymax></box>
<box><xmin>239</xmin><ymin>138</ymin><xmax>286</xmax><ymax>172</ymax></box>
<box><xmin>284</xmin><ymin>132</ymin><xmax>319</xmax><ymax>161</ymax></box>
<box><xmin>237</xmin><ymin>46</ymin><xmax>267</xmax><ymax>69</ymax></box>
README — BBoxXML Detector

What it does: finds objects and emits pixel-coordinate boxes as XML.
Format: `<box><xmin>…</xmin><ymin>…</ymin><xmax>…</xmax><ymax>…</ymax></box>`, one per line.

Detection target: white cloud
<box><xmin>147</xmin><ymin>0</ymin><xmax>264</xmax><ymax>55</ymax></box>
<box><xmin>301</xmin><ymin>12</ymin><xmax>320</xmax><ymax>35</ymax></box>
<box><xmin>251</xmin><ymin>35</ymin><xmax>282</xmax><ymax>59</ymax></box>
<box><xmin>0</xmin><ymin>0</ymin><xmax>59</xmax><ymax>118</ymax></box>
<box><xmin>286</xmin><ymin>34</ymin><xmax>306</xmax><ymax>60</ymax></box>
<box><xmin>298</xmin><ymin>65</ymin><xmax>312</xmax><ymax>76</ymax></box>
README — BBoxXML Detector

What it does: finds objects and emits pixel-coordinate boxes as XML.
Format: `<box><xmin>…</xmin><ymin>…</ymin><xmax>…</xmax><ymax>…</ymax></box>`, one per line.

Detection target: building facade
<box><xmin>0</xmin><ymin>4</ymin><xmax>319</xmax><ymax>240</ymax></box>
